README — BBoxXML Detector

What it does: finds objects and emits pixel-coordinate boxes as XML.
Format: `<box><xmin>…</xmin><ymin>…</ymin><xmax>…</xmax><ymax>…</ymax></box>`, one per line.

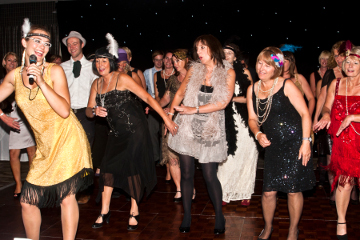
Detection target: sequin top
<box><xmin>327</xmin><ymin>78</ymin><xmax>360</xmax><ymax>191</ymax></box>
<box><xmin>14</xmin><ymin>64</ymin><xmax>93</xmax><ymax>187</ymax></box>
<box><xmin>252</xmin><ymin>79</ymin><xmax>315</xmax><ymax>193</ymax></box>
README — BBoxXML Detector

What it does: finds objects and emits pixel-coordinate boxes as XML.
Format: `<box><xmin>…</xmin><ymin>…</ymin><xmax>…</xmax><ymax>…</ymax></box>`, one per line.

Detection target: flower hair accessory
<box><xmin>271</xmin><ymin>54</ymin><xmax>284</xmax><ymax>68</ymax></box>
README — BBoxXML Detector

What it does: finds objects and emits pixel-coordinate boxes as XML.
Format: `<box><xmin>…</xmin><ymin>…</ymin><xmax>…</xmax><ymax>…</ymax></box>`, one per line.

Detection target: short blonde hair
<box><xmin>256</xmin><ymin>46</ymin><xmax>284</xmax><ymax>79</ymax></box>
<box><xmin>2</xmin><ymin>52</ymin><xmax>18</xmax><ymax>68</ymax></box>
<box><xmin>342</xmin><ymin>46</ymin><xmax>360</xmax><ymax>72</ymax></box>
<box><xmin>122</xmin><ymin>46</ymin><xmax>132</xmax><ymax>59</ymax></box>
<box><xmin>318</xmin><ymin>50</ymin><xmax>330</xmax><ymax>64</ymax></box>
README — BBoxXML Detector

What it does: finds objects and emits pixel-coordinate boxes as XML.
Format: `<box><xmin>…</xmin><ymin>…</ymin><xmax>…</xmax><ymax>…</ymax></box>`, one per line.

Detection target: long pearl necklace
<box><xmin>99</xmin><ymin>72</ymin><xmax>114</xmax><ymax>107</ymax></box>
<box><xmin>163</xmin><ymin>68</ymin><xmax>174</xmax><ymax>77</ymax></box>
<box><xmin>345</xmin><ymin>78</ymin><xmax>360</xmax><ymax>135</ymax></box>
<box><xmin>256</xmin><ymin>77</ymin><xmax>279</xmax><ymax>126</ymax></box>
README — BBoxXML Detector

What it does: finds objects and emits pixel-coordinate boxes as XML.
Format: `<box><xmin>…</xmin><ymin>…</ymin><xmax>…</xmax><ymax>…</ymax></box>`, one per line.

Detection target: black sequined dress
<box><xmin>96</xmin><ymin>88</ymin><xmax>156</xmax><ymax>203</ymax></box>
<box><xmin>252</xmin><ymin>79</ymin><xmax>316</xmax><ymax>193</ymax></box>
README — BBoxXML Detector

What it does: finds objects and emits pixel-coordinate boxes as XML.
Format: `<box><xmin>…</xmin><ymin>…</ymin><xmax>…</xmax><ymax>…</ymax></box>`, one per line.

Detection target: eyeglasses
<box><xmin>28</xmin><ymin>37</ymin><xmax>52</xmax><ymax>48</ymax></box>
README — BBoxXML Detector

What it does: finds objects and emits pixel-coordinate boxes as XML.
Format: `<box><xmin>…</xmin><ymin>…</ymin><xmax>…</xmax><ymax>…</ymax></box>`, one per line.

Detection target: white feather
<box><xmin>22</xmin><ymin>18</ymin><xmax>31</xmax><ymax>38</ymax></box>
<box><xmin>105</xmin><ymin>33</ymin><xmax>119</xmax><ymax>58</ymax></box>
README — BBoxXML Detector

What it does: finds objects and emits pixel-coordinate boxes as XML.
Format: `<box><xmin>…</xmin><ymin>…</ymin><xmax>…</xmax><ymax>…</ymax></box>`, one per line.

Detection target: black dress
<box><xmin>252</xmin><ymin>79</ymin><xmax>316</xmax><ymax>193</ymax></box>
<box><xmin>96</xmin><ymin>80</ymin><xmax>156</xmax><ymax>203</ymax></box>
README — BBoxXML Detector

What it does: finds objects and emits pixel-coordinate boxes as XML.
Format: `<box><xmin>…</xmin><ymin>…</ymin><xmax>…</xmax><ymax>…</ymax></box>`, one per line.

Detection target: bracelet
<box><xmin>168</xmin><ymin>112</ymin><xmax>174</xmax><ymax>116</ymax></box>
<box><xmin>255</xmin><ymin>131</ymin><xmax>262</xmax><ymax>140</ymax></box>
<box><xmin>92</xmin><ymin>106</ymin><xmax>98</xmax><ymax>116</ymax></box>
<box><xmin>0</xmin><ymin>112</ymin><xmax>4</xmax><ymax>117</ymax></box>
<box><xmin>196</xmin><ymin>106</ymin><xmax>199</xmax><ymax>114</ymax></box>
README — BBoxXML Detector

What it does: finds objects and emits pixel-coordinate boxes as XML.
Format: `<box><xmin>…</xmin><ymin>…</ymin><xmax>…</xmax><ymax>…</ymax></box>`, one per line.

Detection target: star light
<box><xmin>168</xmin><ymin>35</ymin><xmax>170</xmax><ymax>37</ymax></box>
<box><xmin>205</xmin><ymin>22</ymin><xmax>207</xmax><ymax>24</ymax></box>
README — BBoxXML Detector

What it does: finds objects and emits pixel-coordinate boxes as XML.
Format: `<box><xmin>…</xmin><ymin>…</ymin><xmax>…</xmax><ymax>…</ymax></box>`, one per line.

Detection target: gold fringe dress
<box><xmin>14</xmin><ymin>64</ymin><xmax>93</xmax><ymax>208</ymax></box>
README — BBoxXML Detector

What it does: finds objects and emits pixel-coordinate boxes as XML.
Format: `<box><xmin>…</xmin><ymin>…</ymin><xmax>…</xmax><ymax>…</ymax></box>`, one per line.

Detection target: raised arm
<box><xmin>27</xmin><ymin>64</ymin><xmax>71</xmax><ymax>118</ymax></box>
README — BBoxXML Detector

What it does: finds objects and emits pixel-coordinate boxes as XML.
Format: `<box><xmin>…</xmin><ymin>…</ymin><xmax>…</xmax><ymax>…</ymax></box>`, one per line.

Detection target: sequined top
<box><xmin>14</xmin><ymin>64</ymin><xmax>93</xmax><ymax>187</ymax></box>
<box><xmin>328</xmin><ymin>78</ymin><xmax>360</xmax><ymax>191</ymax></box>
<box><xmin>252</xmin><ymin>79</ymin><xmax>315</xmax><ymax>193</ymax></box>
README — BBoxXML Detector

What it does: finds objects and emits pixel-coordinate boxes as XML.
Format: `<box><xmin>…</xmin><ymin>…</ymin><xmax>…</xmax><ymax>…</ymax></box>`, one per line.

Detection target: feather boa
<box><xmin>177</xmin><ymin>60</ymin><xmax>232</xmax><ymax>142</ymax></box>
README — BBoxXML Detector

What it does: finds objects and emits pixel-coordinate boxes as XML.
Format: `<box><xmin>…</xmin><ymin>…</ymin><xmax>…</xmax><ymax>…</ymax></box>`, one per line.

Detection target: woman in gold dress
<box><xmin>0</xmin><ymin>19</ymin><xmax>93</xmax><ymax>240</ymax></box>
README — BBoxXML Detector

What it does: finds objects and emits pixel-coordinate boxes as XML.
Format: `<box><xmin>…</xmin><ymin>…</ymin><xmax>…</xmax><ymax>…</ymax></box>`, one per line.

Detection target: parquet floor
<box><xmin>0</xmin><ymin>161</ymin><xmax>359</xmax><ymax>239</ymax></box>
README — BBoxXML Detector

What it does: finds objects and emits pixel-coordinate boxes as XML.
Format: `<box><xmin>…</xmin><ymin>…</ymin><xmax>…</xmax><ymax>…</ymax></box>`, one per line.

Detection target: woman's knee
<box><xmin>9</xmin><ymin>149</ymin><xmax>20</xmax><ymax>161</ymax></box>
<box><xmin>169</xmin><ymin>158</ymin><xmax>179</xmax><ymax>167</ymax></box>
<box><xmin>21</xmin><ymin>201</ymin><xmax>39</xmax><ymax>213</ymax></box>
<box><xmin>262</xmin><ymin>191</ymin><xmax>277</xmax><ymax>199</ymax></box>
<box><xmin>60</xmin><ymin>194</ymin><xmax>77</xmax><ymax>208</ymax></box>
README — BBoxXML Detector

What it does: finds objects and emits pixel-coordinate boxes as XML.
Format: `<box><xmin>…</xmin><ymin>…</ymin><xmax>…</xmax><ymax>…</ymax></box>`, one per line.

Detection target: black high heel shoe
<box><xmin>127</xmin><ymin>213</ymin><xmax>140</xmax><ymax>230</ymax></box>
<box><xmin>214</xmin><ymin>218</ymin><xmax>226</xmax><ymax>234</ymax></box>
<box><xmin>174</xmin><ymin>191</ymin><xmax>182</xmax><ymax>202</ymax></box>
<box><xmin>258</xmin><ymin>227</ymin><xmax>273</xmax><ymax>240</ymax></box>
<box><xmin>92</xmin><ymin>211</ymin><xmax>111</xmax><ymax>229</ymax></box>
<box><xmin>337</xmin><ymin>222</ymin><xmax>348</xmax><ymax>240</ymax></box>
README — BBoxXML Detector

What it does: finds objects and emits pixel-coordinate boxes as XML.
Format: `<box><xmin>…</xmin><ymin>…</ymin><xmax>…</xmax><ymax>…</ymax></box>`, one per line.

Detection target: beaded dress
<box><xmin>252</xmin><ymin>79</ymin><xmax>316</xmax><ymax>193</ymax></box>
<box><xmin>160</xmin><ymin>75</ymin><xmax>181</xmax><ymax>165</ymax></box>
<box><xmin>14</xmin><ymin>64</ymin><xmax>93</xmax><ymax>208</ymax></box>
<box><xmin>96</xmin><ymin>76</ymin><xmax>156</xmax><ymax>203</ymax></box>
<box><xmin>328</xmin><ymin>79</ymin><xmax>360</xmax><ymax>191</ymax></box>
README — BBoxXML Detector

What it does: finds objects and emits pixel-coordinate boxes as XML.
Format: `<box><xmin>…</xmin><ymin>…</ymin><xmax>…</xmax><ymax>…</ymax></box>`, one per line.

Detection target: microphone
<box><xmin>29</xmin><ymin>54</ymin><xmax>37</xmax><ymax>85</ymax></box>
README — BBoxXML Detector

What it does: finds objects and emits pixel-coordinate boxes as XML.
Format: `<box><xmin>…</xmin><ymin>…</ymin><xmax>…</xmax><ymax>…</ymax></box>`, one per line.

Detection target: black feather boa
<box><xmin>225</xmin><ymin>61</ymin><xmax>254</xmax><ymax>156</ymax></box>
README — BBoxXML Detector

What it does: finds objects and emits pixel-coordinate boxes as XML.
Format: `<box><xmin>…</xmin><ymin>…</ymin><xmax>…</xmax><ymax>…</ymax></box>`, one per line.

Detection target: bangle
<box><xmin>255</xmin><ymin>131</ymin><xmax>262</xmax><ymax>140</ymax></box>
<box><xmin>196</xmin><ymin>106</ymin><xmax>199</xmax><ymax>113</ymax></box>
<box><xmin>0</xmin><ymin>112</ymin><xmax>4</xmax><ymax>117</ymax></box>
<box><xmin>92</xmin><ymin>106</ymin><xmax>97</xmax><ymax>116</ymax></box>
<box><xmin>168</xmin><ymin>112</ymin><xmax>174</xmax><ymax>116</ymax></box>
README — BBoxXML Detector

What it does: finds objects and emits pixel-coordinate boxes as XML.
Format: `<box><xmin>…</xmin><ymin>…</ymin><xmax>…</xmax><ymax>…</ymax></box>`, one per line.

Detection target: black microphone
<box><xmin>29</xmin><ymin>54</ymin><xmax>37</xmax><ymax>85</ymax></box>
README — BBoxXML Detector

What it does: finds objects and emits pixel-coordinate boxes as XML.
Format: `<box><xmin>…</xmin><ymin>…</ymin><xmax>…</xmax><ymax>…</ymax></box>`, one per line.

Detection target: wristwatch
<box><xmin>302</xmin><ymin>137</ymin><xmax>312</xmax><ymax>143</ymax></box>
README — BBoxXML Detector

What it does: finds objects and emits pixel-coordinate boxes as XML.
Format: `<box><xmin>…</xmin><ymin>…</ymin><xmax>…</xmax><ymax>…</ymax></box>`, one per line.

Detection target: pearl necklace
<box><xmin>345</xmin><ymin>77</ymin><xmax>360</xmax><ymax>135</ymax></box>
<box><xmin>163</xmin><ymin>68</ymin><xmax>174</xmax><ymax>77</ymax></box>
<box><xmin>99</xmin><ymin>72</ymin><xmax>114</xmax><ymax>107</ymax></box>
<box><xmin>256</xmin><ymin>77</ymin><xmax>279</xmax><ymax>126</ymax></box>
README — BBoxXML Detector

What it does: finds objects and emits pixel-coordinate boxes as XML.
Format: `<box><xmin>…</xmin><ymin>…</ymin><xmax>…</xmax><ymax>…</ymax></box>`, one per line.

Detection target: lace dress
<box><xmin>252</xmin><ymin>79</ymin><xmax>316</xmax><ymax>193</ymax></box>
<box><xmin>328</xmin><ymin>79</ymin><xmax>360</xmax><ymax>191</ymax></box>
<box><xmin>217</xmin><ymin>82</ymin><xmax>258</xmax><ymax>202</ymax></box>
<box><xmin>96</xmin><ymin>84</ymin><xmax>156</xmax><ymax>203</ymax></box>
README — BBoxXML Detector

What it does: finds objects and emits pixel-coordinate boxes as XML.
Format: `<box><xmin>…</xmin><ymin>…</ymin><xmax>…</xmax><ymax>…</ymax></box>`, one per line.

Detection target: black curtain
<box><xmin>0</xmin><ymin>2</ymin><xmax>60</xmax><ymax>79</ymax></box>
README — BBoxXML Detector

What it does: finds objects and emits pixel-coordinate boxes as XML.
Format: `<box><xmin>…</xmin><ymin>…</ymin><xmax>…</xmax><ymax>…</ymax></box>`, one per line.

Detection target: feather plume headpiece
<box><xmin>22</xmin><ymin>18</ymin><xmax>31</xmax><ymax>38</ymax></box>
<box><xmin>105</xmin><ymin>33</ymin><xmax>119</xmax><ymax>59</ymax></box>
<box><xmin>279</xmin><ymin>44</ymin><xmax>302</xmax><ymax>53</ymax></box>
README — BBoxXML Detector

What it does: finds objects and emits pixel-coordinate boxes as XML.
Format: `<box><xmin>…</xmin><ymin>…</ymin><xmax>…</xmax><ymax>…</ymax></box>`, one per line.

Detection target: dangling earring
<box><xmin>20</xmin><ymin>49</ymin><xmax>26</xmax><ymax>73</ymax></box>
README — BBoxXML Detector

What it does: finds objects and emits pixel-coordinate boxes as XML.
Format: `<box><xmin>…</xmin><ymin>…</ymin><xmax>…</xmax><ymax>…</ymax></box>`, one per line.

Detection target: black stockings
<box><xmin>179</xmin><ymin>154</ymin><xmax>225</xmax><ymax>229</ymax></box>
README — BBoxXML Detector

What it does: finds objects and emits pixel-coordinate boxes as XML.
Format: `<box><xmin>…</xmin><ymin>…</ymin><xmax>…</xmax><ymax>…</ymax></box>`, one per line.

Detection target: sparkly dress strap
<box><xmin>335</xmin><ymin>78</ymin><xmax>341</xmax><ymax>96</ymax></box>
<box><xmin>114</xmin><ymin>73</ymin><xmax>120</xmax><ymax>89</ymax></box>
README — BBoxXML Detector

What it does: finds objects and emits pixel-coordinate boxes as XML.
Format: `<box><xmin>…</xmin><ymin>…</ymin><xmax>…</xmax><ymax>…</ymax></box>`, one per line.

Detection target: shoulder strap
<box><xmin>115</xmin><ymin>73</ymin><xmax>120</xmax><ymax>89</ymax></box>
<box><xmin>335</xmin><ymin>78</ymin><xmax>341</xmax><ymax>96</ymax></box>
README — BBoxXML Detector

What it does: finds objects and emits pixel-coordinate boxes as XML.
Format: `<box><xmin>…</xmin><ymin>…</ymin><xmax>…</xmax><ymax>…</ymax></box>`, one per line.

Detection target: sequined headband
<box><xmin>26</xmin><ymin>33</ymin><xmax>51</xmax><ymax>40</ymax></box>
<box><xmin>223</xmin><ymin>46</ymin><xmax>236</xmax><ymax>53</ymax></box>
<box><xmin>173</xmin><ymin>51</ymin><xmax>187</xmax><ymax>60</ymax></box>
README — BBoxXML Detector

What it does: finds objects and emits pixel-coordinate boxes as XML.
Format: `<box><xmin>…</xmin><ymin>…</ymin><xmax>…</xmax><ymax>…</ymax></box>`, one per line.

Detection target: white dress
<box><xmin>217</xmin><ymin>82</ymin><xmax>258</xmax><ymax>202</ymax></box>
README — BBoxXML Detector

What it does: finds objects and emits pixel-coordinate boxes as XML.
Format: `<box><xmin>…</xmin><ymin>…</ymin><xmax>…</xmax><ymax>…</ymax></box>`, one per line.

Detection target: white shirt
<box><xmin>144</xmin><ymin>66</ymin><xmax>161</xmax><ymax>98</ymax></box>
<box><xmin>61</xmin><ymin>55</ymin><xmax>97</xmax><ymax>109</ymax></box>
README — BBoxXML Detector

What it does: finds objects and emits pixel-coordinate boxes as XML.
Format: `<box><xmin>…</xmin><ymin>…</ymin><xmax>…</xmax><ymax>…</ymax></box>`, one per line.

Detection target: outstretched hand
<box><xmin>174</xmin><ymin>104</ymin><xmax>196</xmax><ymax>115</ymax></box>
<box><xmin>336</xmin><ymin>115</ymin><xmax>353</xmax><ymax>136</ymax></box>
<box><xmin>1</xmin><ymin>114</ymin><xmax>20</xmax><ymax>130</ymax></box>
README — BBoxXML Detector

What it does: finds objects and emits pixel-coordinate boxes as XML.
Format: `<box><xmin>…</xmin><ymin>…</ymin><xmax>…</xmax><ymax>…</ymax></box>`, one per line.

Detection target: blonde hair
<box><xmin>318</xmin><ymin>50</ymin><xmax>330</xmax><ymax>64</ymax></box>
<box><xmin>122</xmin><ymin>46</ymin><xmax>132</xmax><ymax>59</ymax></box>
<box><xmin>2</xmin><ymin>52</ymin><xmax>18</xmax><ymax>68</ymax></box>
<box><xmin>327</xmin><ymin>41</ymin><xmax>345</xmax><ymax>69</ymax></box>
<box><xmin>342</xmin><ymin>46</ymin><xmax>360</xmax><ymax>72</ymax></box>
<box><xmin>256</xmin><ymin>47</ymin><xmax>284</xmax><ymax>79</ymax></box>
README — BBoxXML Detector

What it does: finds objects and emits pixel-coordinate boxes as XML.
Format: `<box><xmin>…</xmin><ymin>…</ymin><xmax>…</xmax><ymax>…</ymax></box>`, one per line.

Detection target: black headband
<box><xmin>223</xmin><ymin>46</ymin><xmax>236</xmax><ymax>53</ymax></box>
<box><xmin>26</xmin><ymin>33</ymin><xmax>51</xmax><ymax>40</ymax></box>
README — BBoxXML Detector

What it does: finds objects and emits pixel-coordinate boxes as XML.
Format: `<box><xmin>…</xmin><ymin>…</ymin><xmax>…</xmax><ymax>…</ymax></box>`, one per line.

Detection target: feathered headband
<box><xmin>279</xmin><ymin>44</ymin><xmax>302</xmax><ymax>53</ymax></box>
<box><xmin>173</xmin><ymin>51</ymin><xmax>187</xmax><ymax>60</ymax></box>
<box><xmin>95</xmin><ymin>33</ymin><xmax>119</xmax><ymax>59</ymax></box>
<box><xmin>271</xmin><ymin>54</ymin><xmax>284</xmax><ymax>68</ymax></box>
<box><xmin>21</xmin><ymin>18</ymin><xmax>50</xmax><ymax>40</ymax></box>
<box><xmin>343</xmin><ymin>40</ymin><xmax>360</xmax><ymax>59</ymax></box>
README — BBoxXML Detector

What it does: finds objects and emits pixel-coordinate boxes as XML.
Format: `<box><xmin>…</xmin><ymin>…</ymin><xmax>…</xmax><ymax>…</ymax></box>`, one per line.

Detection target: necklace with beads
<box><xmin>256</xmin><ymin>77</ymin><xmax>279</xmax><ymax>126</ymax></box>
<box><xmin>162</xmin><ymin>68</ymin><xmax>174</xmax><ymax>88</ymax></box>
<box><xmin>99</xmin><ymin>72</ymin><xmax>114</xmax><ymax>107</ymax></box>
<box><xmin>345</xmin><ymin>77</ymin><xmax>360</xmax><ymax>135</ymax></box>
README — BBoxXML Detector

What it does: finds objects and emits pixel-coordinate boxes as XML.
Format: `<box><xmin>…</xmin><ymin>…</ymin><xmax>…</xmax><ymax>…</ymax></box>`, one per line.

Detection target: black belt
<box><xmin>72</xmin><ymin>107</ymin><xmax>86</xmax><ymax>114</ymax></box>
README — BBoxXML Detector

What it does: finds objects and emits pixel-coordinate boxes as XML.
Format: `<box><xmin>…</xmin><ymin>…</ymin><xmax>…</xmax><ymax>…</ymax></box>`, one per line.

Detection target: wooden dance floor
<box><xmin>0</xmin><ymin>162</ymin><xmax>360</xmax><ymax>239</ymax></box>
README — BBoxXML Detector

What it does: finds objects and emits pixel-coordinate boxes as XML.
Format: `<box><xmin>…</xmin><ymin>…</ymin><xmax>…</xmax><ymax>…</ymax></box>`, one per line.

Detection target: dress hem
<box><xmin>21</xmin><ymin>168</ymin><xmax>94</xmax><ymax>208</ymax></box>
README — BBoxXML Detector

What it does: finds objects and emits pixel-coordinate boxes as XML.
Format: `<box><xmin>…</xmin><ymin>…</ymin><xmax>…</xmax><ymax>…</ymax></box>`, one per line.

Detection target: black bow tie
<box><xmin>73</xmin><ymin>61</ymin><xmax>81</xmax><ymax>78</ymax></box>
